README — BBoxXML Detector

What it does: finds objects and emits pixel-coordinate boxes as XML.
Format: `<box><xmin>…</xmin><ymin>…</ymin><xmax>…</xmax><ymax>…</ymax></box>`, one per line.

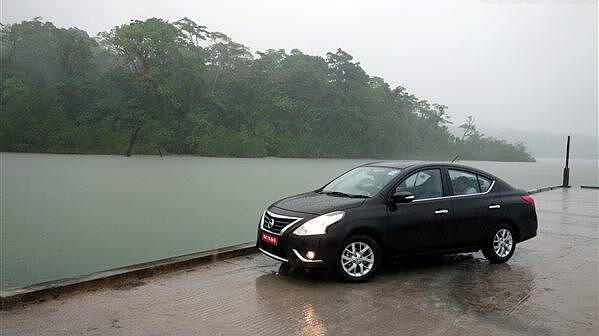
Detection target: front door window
<box><xmin>396</xmin><ymin>169</ymin><xmax>443</xmax><ymax>200</ymax></box>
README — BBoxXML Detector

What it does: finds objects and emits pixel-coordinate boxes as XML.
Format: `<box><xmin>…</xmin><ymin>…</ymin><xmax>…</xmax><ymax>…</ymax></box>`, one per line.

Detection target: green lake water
<box><xmin>1</xmin><ymin>153</ymin><xmax>597</xmax><ymax>290</ymax></box>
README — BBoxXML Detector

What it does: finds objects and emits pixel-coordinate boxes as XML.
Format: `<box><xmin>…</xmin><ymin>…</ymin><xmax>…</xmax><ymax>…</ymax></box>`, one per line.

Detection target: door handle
<box><xmin>488</xmin><ymin>204</ymin><xmax>501</xmax><ymax>209</ymax></box>
<box><xmin>434</xmin><ymin>209</ymin><xmax>449</xmax><ymax>214</ymax></box>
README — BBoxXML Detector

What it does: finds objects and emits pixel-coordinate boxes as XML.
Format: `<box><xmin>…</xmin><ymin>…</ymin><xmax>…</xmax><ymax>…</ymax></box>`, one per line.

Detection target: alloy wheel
<box><xmin>493</xmin><ymin>228</ymin><xmax>513</xmax><ymax>258</ymax></box>
<box><xmin>341</xmin><ymin>241</ymin><xmax>374</xmax><ymax>277</ymax></box>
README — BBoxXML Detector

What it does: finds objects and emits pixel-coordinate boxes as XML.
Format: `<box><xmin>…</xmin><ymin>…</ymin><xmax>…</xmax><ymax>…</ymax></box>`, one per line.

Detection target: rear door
<box><xmin>387</xmin><ymin>168</ymin><xmax>454</xmax><ymax>254</ymax></box>
<box><xmin>447</xmin><ymin>169</ymin><xmax>499</xmax><ymax>247</ymax></box>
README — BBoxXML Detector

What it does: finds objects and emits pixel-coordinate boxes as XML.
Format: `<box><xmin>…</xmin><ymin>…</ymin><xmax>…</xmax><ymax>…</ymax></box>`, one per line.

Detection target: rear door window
<box><xmin>477</xmin><ymin>175</ymin><xmax>492</xmax><ymax>192</ymax></box>
<box><xmin>448</xmin><ymin>170</ymin><xmax>480</xmax><ymax>195</ymax></box>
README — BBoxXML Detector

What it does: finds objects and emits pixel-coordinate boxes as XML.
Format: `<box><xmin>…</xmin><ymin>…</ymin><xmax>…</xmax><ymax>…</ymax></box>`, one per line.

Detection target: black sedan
<box><xmin>257</xmin><ymin>162</ymin><xmax>538</xmax><ymax>282</ymax></box>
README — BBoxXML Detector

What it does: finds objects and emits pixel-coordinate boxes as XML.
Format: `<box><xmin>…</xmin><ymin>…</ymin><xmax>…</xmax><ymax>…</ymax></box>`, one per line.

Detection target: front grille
<box><xmin>261</xmin><ymin>211</ymin><xmax>301</xmax><ymax>235</ymax></box>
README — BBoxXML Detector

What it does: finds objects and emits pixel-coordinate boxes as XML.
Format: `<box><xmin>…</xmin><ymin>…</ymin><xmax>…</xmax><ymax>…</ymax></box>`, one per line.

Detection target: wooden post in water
<box><xmin>562</xmin><ymin>135</ymin><xmax>571</xmax><ymax>187</ymax></box>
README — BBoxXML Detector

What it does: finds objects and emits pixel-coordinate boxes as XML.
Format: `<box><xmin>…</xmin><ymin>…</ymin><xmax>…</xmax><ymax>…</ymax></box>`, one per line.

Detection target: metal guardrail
<box><xmin>527</xmin><ymin>185</ymin><xmax>564</xmax><ymax>194</ymax></box>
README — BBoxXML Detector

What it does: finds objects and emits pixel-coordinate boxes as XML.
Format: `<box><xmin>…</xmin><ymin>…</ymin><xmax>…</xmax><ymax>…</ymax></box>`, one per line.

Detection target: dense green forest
<box><xmin>0</xmin><ymin>18</ymin><xmax>534</xmax><ymax>161</ymax></box>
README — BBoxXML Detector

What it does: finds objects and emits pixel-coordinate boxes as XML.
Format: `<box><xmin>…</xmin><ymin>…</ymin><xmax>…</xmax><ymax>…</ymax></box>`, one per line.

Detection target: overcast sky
<box><xmin>2</xmin><ymin>0</ymin><xmax>597</xmax><ymax>137</ymax></box>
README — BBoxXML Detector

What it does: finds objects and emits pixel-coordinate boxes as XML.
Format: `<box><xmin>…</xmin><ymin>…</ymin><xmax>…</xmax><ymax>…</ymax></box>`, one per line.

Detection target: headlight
<box><xmin>293</xmin><ymin>211</ymin><xmax>345</xmax><ymax>236</ymax></box>
<box><xmin>259</xmin><ymin>211</ymin><xmax>265</xmax><ymax>227</ymax></box>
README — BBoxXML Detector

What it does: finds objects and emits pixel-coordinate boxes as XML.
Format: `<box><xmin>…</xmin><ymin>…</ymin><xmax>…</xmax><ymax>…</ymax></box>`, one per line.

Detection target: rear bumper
<box><xmin>257</xmin><ymin>229</ymin><xmax>340</xmax><ymax>269</ymax></box>
<box><xmin>518</xmin><ymin>211</ymin><xmax>538</xmax><ymax>242</ymax></box>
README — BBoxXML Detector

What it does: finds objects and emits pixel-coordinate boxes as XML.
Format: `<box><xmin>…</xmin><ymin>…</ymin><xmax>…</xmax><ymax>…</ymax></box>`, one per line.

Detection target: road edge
<box><xmin>1</xmin><ymin>242</ymin><xmax>257</xmax><ymax>310</ymax></box>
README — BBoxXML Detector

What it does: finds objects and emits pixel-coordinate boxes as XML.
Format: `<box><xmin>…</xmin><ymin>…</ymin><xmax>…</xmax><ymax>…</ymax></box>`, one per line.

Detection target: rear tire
<box><xmin>482</xmin><ymin>224</ymin><xmax>516</xmax><ymax>263</ymax></box>
<box><xmin>335</xmin><ymin>235</ymin><xmax>381</xmax><ymax>282</ymax></box>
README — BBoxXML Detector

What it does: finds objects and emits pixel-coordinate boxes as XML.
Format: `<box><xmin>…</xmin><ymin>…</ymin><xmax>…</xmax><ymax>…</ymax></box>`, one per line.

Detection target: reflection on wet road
<box><xmin>1</xmin><ymin>188</ymin><xmax>597</xmax><ymax>335</ymax></box>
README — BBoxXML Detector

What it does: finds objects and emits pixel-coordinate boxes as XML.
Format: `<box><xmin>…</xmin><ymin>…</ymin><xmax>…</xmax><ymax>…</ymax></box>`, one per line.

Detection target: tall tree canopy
<box><xmin>0</xmin><ymin>18</ymin><xmax>534</xmax><ymax>162</ymax></box>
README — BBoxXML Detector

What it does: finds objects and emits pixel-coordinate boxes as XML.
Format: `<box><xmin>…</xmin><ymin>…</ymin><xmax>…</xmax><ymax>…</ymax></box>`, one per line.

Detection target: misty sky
<box><xmin>2</xmin><ymin>0</ymin><xmax>597</xmax><ymax>137</ymax></box>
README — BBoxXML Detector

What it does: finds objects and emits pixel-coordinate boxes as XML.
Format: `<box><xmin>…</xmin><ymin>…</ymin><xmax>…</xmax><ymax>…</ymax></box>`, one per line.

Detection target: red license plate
<box><xmin>261</xmin><ymin>232</ymin><xmax>278</xmax><ymax>246</ymax></box>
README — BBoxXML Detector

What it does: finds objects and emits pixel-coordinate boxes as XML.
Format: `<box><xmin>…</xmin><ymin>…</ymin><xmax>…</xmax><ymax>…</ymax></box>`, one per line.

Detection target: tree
<box><xmin>0</xmin><ymin>18</ymin><xmax>535</xmax><ymax>162</ymax></box>
<box><xmin>205</xmin><ymin>31</ymin><xmax>252</xmax><ymax>92</ymax></box>
<box><xmin>100</xmin><ymin>18</ymin><xmax>193</xmax><ymax>156</ymax></box>
<box><xmin>459</xmin><ymin>115</ymin><xmax>482</xmax><ymax>140</ymax></box>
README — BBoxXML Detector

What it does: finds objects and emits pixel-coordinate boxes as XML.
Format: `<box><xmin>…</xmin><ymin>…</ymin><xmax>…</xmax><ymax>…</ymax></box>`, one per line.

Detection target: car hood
<box><xmin>272</xmin><ymin>191</ymin><xmax>365</xmax><ymax>215</ymax></box>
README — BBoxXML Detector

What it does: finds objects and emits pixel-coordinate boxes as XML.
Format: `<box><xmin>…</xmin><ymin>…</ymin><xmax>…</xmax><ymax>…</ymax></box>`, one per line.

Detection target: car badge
<box><xmin>265</xmin><ymin>217</ymin><xmax>275</xmax><ymax>229</ymax></box>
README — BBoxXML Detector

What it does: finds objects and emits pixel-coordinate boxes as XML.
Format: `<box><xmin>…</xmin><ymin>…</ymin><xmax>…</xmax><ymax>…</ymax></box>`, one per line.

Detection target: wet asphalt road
<box><xmin>1</xmin><ymin>188</ymin><xmax>597</xmax><ymax>335</ymax></box>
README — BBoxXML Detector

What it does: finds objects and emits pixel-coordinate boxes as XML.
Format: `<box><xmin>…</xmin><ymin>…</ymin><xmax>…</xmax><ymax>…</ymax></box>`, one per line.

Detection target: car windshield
<box><xmin>320</xmin><ymin>166</ymin><xmax>402</xmax><ymax>197</ymax></box>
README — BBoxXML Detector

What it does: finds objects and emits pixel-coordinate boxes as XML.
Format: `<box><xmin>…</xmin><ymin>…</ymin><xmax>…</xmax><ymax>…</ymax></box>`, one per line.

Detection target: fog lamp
<box><xmin>306</xmin><ymin>251</ymin><xmax>316</xmax><ymax>260</ymax></box>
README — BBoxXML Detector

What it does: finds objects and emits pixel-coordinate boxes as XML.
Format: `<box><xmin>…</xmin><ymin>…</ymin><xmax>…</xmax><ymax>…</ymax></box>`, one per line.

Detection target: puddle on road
<box><xmin>112</xmin><ymin>281</ymin><xmax>147</xmax><ymax>291</ymax></box>
<box><xmin>251</xmin><ymin>253</ymin><xmax>543</xmax><ymax>335</ymax></box>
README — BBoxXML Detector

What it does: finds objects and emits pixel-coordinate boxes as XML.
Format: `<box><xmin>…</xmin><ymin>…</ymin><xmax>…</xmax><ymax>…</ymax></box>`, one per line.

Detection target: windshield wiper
<box><xmin>323</xmin><ymin>191</ymin><xmax>370</xmax><ymax>198</ymax></box>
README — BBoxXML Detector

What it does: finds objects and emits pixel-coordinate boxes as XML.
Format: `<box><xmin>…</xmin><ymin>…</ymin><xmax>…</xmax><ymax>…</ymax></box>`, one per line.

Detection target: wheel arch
<box><xmin>344</xmin><ymin>226</ymin><xmax>385</xmax><ymax>251</ymax></box>
<box><xmin>493</xmin><ymin>218</ymin><xmax>521</xmax><ymax>243</ymax></box>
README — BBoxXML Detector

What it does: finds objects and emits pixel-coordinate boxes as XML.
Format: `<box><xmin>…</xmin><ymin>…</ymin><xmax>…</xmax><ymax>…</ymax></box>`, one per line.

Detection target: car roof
<box><xmin>365</xmin><ymin>161</ymin><xmax>496</xmax><ymax>177</ymax></box>
<box><xmin>357</xmin><ymin>161</ymin><xmax>514</xmax><ymax>192</ymax></box>
<box><xmin>364</xmin><ymin>161</ymin><xmax>420</xmax><ymax>169</ymax></box>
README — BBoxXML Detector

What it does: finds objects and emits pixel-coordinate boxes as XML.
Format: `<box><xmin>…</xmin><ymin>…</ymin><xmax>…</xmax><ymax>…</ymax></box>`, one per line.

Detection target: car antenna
<box><xmin>450</xmin><ymin>154</ymin><xmax>460</xmax><ymax>163</ymax></box>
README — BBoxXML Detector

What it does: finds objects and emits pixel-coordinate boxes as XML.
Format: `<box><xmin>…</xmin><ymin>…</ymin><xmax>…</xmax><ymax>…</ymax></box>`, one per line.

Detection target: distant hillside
<box><xmin>451</xmin><ymin>126</ymin><xmax>598</xmax><ymax>159</ymax></box>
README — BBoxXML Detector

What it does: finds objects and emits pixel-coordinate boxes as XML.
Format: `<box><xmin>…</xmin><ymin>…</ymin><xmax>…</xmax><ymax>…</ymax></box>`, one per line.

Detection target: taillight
<box><xmin>521</xmin><ymin>195</ymin><xmax>535</xmax><ymax>207</ymax></box>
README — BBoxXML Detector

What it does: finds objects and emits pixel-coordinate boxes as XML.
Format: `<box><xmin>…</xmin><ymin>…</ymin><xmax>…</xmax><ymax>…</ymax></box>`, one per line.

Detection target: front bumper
<box><xmin>257</xmin><ymin>229</ymin><xmax>340</xmax><ymax>269</ymax></box>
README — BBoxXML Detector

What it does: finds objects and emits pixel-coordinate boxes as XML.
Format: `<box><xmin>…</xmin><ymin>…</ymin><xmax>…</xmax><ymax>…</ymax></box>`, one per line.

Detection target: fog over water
<box><xmin>2</xmin><ymin>0</ymin><xmax>597</xmax><ymax>139</ymax></box>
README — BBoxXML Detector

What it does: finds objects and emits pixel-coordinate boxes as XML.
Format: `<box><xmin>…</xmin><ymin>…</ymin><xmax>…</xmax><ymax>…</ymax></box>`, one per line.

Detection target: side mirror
<box><xmin>391</xmin><ymin>191</ymin><xmax>414</xmax><ymax>204</ymax></box>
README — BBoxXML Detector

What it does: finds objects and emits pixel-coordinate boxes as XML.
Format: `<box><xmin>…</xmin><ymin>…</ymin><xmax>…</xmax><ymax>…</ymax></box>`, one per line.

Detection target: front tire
<box><xmin>482</xmin><ymin>224</ymin><xmax>516</xmax><ymax>263</ymax></box>
<box><xmin>335</xmin><ymin>235</ymin><xmax>381</xmax><ymax>282</ymax></box>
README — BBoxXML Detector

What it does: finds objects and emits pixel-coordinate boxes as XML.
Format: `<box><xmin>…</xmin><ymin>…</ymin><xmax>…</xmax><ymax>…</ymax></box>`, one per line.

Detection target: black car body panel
<box><xmin>257</xmin><ymin>162</ymin><xmax>538</xmax><ymax>270</ymax></box>
<box><xmin>386</xmin><ymin>196</ymin><xmax>455</xmax><ymax>254</ymax></box>
<box><xmin>273</xmin><ymin>191</ymin><xmax>366</xmax><ymax>214</ymax></box>
<box><xmin>490</xmin><ymin>190</ymin><xmax>538</xmax><ymax>242</ymax></box>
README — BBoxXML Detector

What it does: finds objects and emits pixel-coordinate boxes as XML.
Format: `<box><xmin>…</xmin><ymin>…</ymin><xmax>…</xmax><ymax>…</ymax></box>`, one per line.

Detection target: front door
<box><xmin>387</xmin><ymin>168</ymin><xmax>454</xmax><ymax>254</ymax></box>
